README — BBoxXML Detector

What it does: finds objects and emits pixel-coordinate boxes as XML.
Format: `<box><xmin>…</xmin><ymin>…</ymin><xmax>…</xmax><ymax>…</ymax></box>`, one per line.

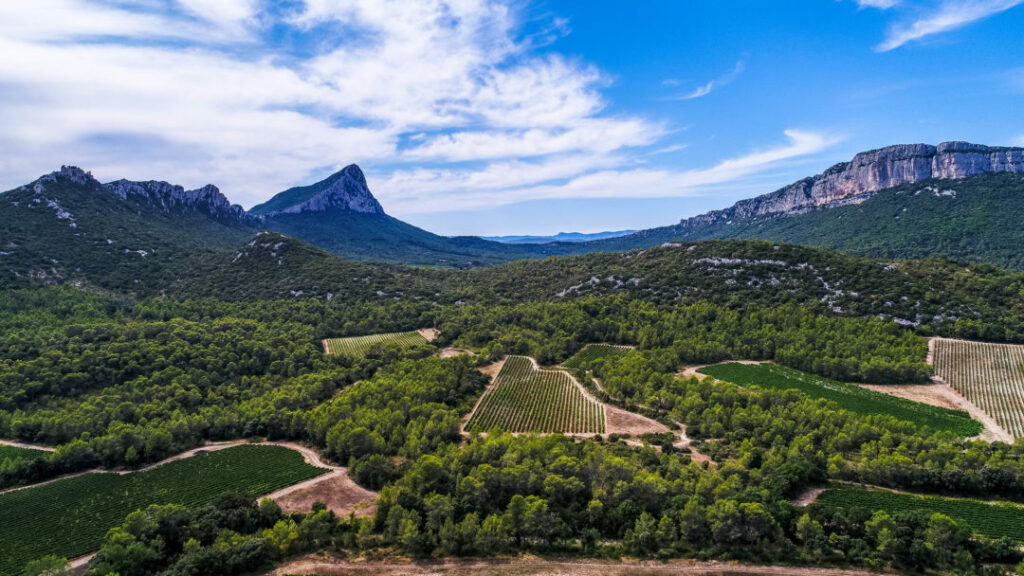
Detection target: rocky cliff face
<box><xmin>679</xmin><ymin>141</ymin><xmax>1024</xmax><ymax>231</ymax></box>
<box><xmin>252</xmin><ymin>164</ymin><xmax>385</xmax><ymax>217</ymax></box>
<box><xmin>104</xmin><ymin>179</ymin><xmax>251</xmax><ymax>224</ymax></box>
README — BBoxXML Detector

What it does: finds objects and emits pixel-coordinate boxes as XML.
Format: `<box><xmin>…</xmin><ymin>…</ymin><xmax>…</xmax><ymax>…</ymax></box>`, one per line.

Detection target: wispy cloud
<box><xmin>857</xmin><ymin>0</ymin><xmax>900</xmax><ymax>9</ymax></box>
<box><xmin>670</xmin><ymin>61</ymin><xmax>745</xmax><ymax>100</ymax></box>
<box><xmin>374</xmin><ymin>130</ymin><xmax>841</xmax><ymax>213</ymax></box>
<box><xmin>0</xmin><ymin>1</ymin><xmax>836</xmax><ymax>227</ymax></box>
<box><xmin>876</xmin><ymin>0</ymin><xmax>1024</xmax><ymax>51</ymax></box>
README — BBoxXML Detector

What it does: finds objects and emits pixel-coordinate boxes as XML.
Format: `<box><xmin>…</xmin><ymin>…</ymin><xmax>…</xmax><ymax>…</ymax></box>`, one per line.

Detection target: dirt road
<box><xmin>268</xmin><ymin>556</ymin><xmax>894</xmax><ymax>576</ymax></box>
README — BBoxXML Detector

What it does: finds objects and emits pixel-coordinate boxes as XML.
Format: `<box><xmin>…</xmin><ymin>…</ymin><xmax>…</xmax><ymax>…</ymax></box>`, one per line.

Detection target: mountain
<box><xmin>573</xmin><ymin>141</ymin><xmax>1024</xmax><ymax>268</ymax></box>
<box><xmin>484</xmin><ymin>230</ymin><xmax>637</xmax><ymax>244</ymax></box>
<box><xmin>252</xmin><ymin>165</ymin><xmax>557</xmax><ymax>267</ymax></box>
<box><xmin>0</xmin><ymin>166</ymin><xmax>256</xmax><ymax>293</ymax></box>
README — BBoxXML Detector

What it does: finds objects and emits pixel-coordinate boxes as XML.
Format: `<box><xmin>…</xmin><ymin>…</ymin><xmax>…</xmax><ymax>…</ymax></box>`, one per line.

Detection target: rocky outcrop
<box><xmin>251</xmin><ymin>165</ymin><xmax>385</xmax><ymax>217</ymax></box>
<box><xmin>104</xmin><ymin>179</ymin><xmax>251</xmax><ymax>224</ymax></box>
<box><xmin>678</xmin><ymin>142</ymin><xmax>1024</xmax><ymax>231</ymax></box>
<box><xmin>31</xmin><ymin>165</ymin><xmax>252</xmax><ymax>226</ymax></box>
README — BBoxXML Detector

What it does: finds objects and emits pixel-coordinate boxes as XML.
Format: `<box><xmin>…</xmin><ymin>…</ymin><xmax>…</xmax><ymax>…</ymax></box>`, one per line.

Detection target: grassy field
<box><xmin>0</xmin><ymin>444</ymin><xmax>46</xmax><ymax>462</ymax></box>
<box><xmin>933</xmin><ymin>338</ymin><xmax>1024</xmax><ymax>439</ymax></box>
<box><xmin>467</xmin><ymin>356</ymin><xmax>605</xmax><ymax>434</ymax></box>
<box><xmin>815</xmin><ymin>485</ymin><xmax>1024</xmax><ymax>541</ymax></box>
<box><xmin>700</xmin><ymin>363</ymin><xmax>981</xmax><ymax>436</ymax></box>
<box><xmin>562</xmin><ymin>344</ymin><xmax>633</xmax><ymax>370</ymax></box>
<box><xmin>0</xmin><ymin>445</ymin><xmax>325</xmax><ymax>576</ymax></box>
<box><xmin>323</xmin><ymin>331</ymin><xmax>428</xmax><ymax>357</ymax></box>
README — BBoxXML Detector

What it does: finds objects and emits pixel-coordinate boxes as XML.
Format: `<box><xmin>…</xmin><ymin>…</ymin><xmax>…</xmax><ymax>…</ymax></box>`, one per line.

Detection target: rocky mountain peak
<box><xmin>38</xmin><ymin>165</ymin><xmax>99</xmax><ymax>188</ymax></box>
<box><xmin>248</xmin><ymin>164</ymin><xmax>385</xmax><ymax>217</ymax></box>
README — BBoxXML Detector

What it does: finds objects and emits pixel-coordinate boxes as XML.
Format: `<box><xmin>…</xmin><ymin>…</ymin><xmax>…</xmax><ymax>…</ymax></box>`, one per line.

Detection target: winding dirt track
<box><xmin>0</xmin><ymin>439</ymin><xmax>56</xmax><ymax>452</ymax></box>
<box><xmin>268</xmin><ymin>557</ymin><xmax>894</xmax><ymax>576</ymax></box>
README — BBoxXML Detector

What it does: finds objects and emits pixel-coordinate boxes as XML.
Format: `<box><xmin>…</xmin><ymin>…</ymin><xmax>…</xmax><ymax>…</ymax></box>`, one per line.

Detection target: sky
<box><xmin>1</xmin><ymin>1</ymin><xmax>1023</xmax><ymax>235</ymax></box>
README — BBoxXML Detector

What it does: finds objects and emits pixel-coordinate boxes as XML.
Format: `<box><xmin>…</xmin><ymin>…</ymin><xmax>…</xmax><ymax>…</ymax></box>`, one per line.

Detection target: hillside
<box><xmin>571</xmin><ymin>142</ymin><xmax>1024</xmax><ymax>268</ymax></box>
<box><xmin>0</xmin><ymin>166</ymin><xmax>255</xmax><ymax>294</ymax></box>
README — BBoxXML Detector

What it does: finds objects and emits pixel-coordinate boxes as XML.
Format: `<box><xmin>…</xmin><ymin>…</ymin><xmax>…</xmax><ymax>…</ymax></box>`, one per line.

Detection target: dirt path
<box><xmin>0</xmin><ymin>439</ymin><xmax>56</xmax><ymax>452</ymax></box>
<box><xmin>54</xmin><ymin>441</ymin><xmax>366</xmax><ymax>573</ymax></box>
<box><xmin>268</xmin><ymin>556</ymin><xmax>893</xmax><ymax>576</ymax></box>
<box><xmin>859</xmin><ymin>382</ymin><xmax>1012</xmax><ymax>443</ymax></box>
<box><xmin>678</xmin><ymin>360</ymin><xmax>767</xmax><ymax>380</ymax></box>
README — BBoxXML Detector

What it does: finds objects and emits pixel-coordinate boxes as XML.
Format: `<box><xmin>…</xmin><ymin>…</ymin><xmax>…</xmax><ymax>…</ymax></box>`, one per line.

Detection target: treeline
<box><xmin>436</xmin><ymin>297</ymin><xmax>930</xmax><ymax>383</ymax></box>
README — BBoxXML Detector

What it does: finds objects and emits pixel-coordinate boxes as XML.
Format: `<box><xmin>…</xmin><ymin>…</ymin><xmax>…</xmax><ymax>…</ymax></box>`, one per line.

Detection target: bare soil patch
<box><xmin>441</xmin><ymin>347</ymin><xmax>474</xmax><ymax>359</ymax></box>
<box><xmin>272</xmin><ymin>470</ymin><xmax>377</xmax><ymax>517</ymax></box>
<box><xmin>268</xmin><ymin>556</ymin><xmax>892</xmax><ymax>576</ymax></box>
<box><xmin>859</xmin><ymin>383</ymin><xmax>1012</xmax><ymax>443</ymax></box>
<box><xmin>792</xmin><ymin>487</ymin><xmax>826</xmax><ymax>507</ymax></box>
<box><xmin>477</xmin><ymin>359</ymin><xmax>505</xmax><ymax>379</ymax></box>
<box><xmin>606</xmin><ymin>405</ymin><xmax>667</xmax><ymax>435</ymax></box>
<box><xmin>678</xmin><ymin>360</ymin><xmax>767</xmax><ymax>380</ymax></box>
<box><xmin>417</xmin><ymin>328</ymin><xmax>439</xmax><ymax>341</ymax></box>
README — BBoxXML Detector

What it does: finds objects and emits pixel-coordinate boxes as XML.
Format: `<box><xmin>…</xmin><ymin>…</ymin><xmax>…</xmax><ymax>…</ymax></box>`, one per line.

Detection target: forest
<box><xmin>2</xmin><ymin>241</ymin><xmax>1024</xmax><ymax>576</ymax></box>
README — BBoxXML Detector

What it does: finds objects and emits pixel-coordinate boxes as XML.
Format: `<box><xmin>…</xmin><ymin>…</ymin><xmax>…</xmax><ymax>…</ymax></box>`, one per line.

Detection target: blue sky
<box><xmin>1</xmin><ymin>1</ymin><xmax>1023</xmax><ymax>235</ymax></box>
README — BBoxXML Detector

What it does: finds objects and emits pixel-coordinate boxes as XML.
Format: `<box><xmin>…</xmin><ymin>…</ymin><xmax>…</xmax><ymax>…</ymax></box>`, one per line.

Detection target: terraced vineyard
<box><xmin>0</xmin><ymin>444</ymin><xmax>46</xmax><ymax>462</ymax></box>
<box><xmin>816</xmin><ymin>485</ymin><xmax>1024</xmax><ymax>541</ymax></box>
<box><xmin>701</xmin><ymin>363</ymin><xmax>981</xmax><ymax>436</ymax></box>
<box><xmin>0</xmin><ymin>445</ymin><xmax>325</xmax><ymax>576</ymax></box>
<box><xmin>933</xmin><ymin>338</ymin><xmax>1024</xmax><ymax>438</ymax></box>
<box><xmin>562</xmin><ymin>343</ymin><xmax>633</xmax><ymax>370</ymax></box>
<box><xmin>467</xmin><ymin>356</ymin><xmax>605</xmax><ymax>434</ymax></box>
<box><xmin>323</xmin><ymin>331</ymin><xmax>428</xmax><ymax>357</ymax></box>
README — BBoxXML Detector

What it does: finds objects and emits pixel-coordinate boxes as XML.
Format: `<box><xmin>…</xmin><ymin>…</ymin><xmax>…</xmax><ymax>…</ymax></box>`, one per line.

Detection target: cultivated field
<box><xmin>700</xmin><ymin>363</ymin><xmax>981</xmax><ymax>436</ymax></box>
<box><xmin>815</xmin><ymin>485</ymin><xmax>1024</xmax><ymax>541</ymax></box>
<box><xmin>932</xmin><ymin>338</ymin><xmax>1024</xmax><ymax>438</ymax></box>
<box><xmin>323</xmin><ymin>330</ymin><xmax>428</xmax><ymax>357</ymax></box>
<box><xmin>0</xmin><ymin>445</ymin><xmax>326</xmax><ymax>576</ymax></box>
<box><xmin>466</xmin><ymin>356</ymin><xmax>606</xmax><ymax>434</ymax></box>
<box><xmin>562</xmin><ymin>343</ymin><xmax>633</xmax><ymax>370</ymax></box>
<box><xmin>0</xmin><ymin>444</ymin><xmax>45</xmax><ymax>462</ymax></box>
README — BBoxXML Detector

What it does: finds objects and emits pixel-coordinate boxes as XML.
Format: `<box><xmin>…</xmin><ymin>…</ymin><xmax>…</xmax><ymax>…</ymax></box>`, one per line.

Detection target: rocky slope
<box><xmin>676</xmin><ymin>141</ymin><xmax>1024</xmax><ymax>231</ymax></box>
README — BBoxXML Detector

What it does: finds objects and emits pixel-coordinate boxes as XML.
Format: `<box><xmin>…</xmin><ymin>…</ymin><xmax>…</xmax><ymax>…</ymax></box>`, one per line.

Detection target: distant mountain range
<box><xmin>484</xmin><ymin>230</ymin><xmax>637</xmax><ymax>244</ymax></box>
<box><xmin>2</xmin><ymin>140</ymin><xmax>1023</xmax><ymax>295</ymax></box>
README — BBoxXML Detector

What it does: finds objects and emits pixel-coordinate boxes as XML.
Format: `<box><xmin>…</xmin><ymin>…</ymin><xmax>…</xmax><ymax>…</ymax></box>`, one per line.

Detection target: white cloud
<box><xmin>672</xmin><ymin>61</ymin><xmax>745</xmax><ymax>101</ymax></box>
<box><xmin>0</xmin><ymin>0</ymin><xmax>838</xmax><ymax>227</ymax></box>
<box><xmin>376</xmin><ymin>130</ymin><xmax>841</xmax><ymax>214</ymax></box>
<box><xmin>876</xmin><ymin>0</ymin><xmax>1024</xmax><ymax>51</ymax></box>
<box><xmin>857</xmin><ymin>0</ymin><xmax>900</xmax><ymax>9</ymax></box>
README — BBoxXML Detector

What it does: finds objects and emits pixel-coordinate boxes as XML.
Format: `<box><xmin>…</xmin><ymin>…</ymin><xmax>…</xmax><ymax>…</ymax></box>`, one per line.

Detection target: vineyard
<box><xmin>0</xmin><ymin>444</ymin><xmax>45</xmax><ymax>462</ymax></box>
<box><xmin>932</xmin><ymin>338</ymin><xmax>1024</xmax><ymax>438</ymax></box>
<box><xmin>816</xmin><ymin>485</ymin><xmax>1024</xmax><ymax>541</ymax></box>
<box><xmin>0</xmin><ymin>445</ymin><xmax>325</xmax><ymax>576</ymax></box>
<box><xmin>323</xmin><ymin>331</ymin><xmax>428</xmax><ymax>357</ymax></box>
<box><xmin>562</xmin><ymin>343</ymin><xmax>633</xmax><ymax>370</ymax></box>
<box><xmin>700</xmin><ymin>363</ymin><xmax>981</xmax><ymax>436</ymax></box>
<box><xmin>466</xmin><ymin>356</ymin><xmax>605</xmax><ymax>434</ymax></box>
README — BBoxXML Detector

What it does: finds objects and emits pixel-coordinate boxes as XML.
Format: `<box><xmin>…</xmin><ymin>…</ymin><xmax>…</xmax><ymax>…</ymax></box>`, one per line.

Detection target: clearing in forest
<box><xmin>466</xmin><ymin>355</ymin><xmax>606</xmax><ymax>434</ymax></box>
<box><xmin>323</xmin><ymin>330</ymin><xmax>429</xmax><ymax>357</ymax></box>
<box><xmin>0</xmin><ymin>445</ymin><xmax>326</xmax><ymax>576</ymax></box>
<box><xmin>562</xmin><ymin>343</ymin><xmax>633</xmax><ymax>370</ymax></box>
<box><xmin>932</xmin><ymin>338</ymin><xmax>1024</xmax><ymax>439</ymax></box>
<box><xmin>815</xmin><ymin>485</ymin><xmax>1024</xmax><ymax>541</ymax></box>
<box><xmin>700</xmin><ymin>363</ymin><xmax>981</xmax><ymax>436</ymax></box>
